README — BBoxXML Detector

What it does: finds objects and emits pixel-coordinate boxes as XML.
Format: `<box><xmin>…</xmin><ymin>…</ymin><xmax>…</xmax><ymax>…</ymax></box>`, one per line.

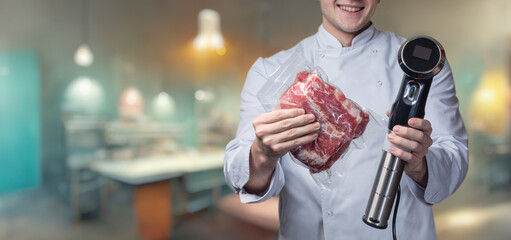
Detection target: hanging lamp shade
<box><xmin>193</xmin><ymin>9</ymin><xmax>225</xmax><ymax>51</ymax></box>
<box><xmin>118</xmin><ymin>87</ymin><xmax>145</xmax><ymax>118</ymax></box>
<box><xmin>62</xmin><ymin>76</ymin><xmax>104</xmax><ymax>114</ymax></box>
<box><xmin>151</xmin><ymin>92</ymin><xmax>176</xmax><ymax>121</ymax></box>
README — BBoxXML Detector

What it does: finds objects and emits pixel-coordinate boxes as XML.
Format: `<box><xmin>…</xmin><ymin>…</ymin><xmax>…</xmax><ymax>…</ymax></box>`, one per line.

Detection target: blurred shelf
<box><xmin>104</xmin><ymin>121</ymin><xmax>187</xmax><ymax>146</ymax></box>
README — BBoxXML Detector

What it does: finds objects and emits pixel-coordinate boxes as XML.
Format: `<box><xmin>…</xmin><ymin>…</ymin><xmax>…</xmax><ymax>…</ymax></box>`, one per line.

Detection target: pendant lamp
<box><xmin>74</xmin><ymin>0</ymin><xmax>94</xmax><ymax>67</ymax></box>
<box><xmin>193</xmin><ymin>9</ymin><xmax>225</xmax><ymax>54</ymax></box>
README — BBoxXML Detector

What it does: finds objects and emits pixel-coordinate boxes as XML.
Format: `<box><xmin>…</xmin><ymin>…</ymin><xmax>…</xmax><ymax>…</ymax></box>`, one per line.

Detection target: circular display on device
<box><xmin>398</xmin><ymin>36</ymin><xmax>445</xmax><ymax>79</ymax></box>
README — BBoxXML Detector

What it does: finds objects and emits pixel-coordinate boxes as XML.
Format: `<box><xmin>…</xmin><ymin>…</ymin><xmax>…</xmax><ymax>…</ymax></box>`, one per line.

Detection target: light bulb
<box><xmin>74</xmin><ymin>44</ymin><xmax>94</xmax><ymax>67</ymax></box>
<box><xmin>194</xmin><ymin>89</ymin><xmax>214</xmax><ymax>102</ymax></box>
<box><xmin>195</xmin><ymin>90</ymin><xmax>206</xmax><ymax>101</ymax></box>
<box><xmin>193</xmin><ymin>9</ymin><xmax>225</xmax><ymax>51</ymax></box>
<box><xmin>119</xmin><ymin>87</ymin><xmax>145</xmax><ymax>118</ymax></box>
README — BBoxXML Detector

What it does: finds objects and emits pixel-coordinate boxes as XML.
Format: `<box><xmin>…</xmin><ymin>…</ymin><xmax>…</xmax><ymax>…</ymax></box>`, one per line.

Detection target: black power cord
<box><xmin>392</xmin><ymin>185</ymin><xmax>401</xmax><ymax>240</ymax></box>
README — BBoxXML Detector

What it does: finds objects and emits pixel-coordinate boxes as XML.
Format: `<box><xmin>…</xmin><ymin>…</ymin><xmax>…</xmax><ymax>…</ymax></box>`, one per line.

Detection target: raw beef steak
<box><xmin>279</xmin><ymin>71</ymin><xmax>369</xmax><ymax>173</ymax></box>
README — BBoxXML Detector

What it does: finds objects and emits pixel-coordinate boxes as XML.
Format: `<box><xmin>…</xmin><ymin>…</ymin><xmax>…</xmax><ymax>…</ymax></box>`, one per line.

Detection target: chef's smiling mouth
<box><xmin>337</xmin><ymin>5</ymin><xmax>364</xmax><ymax>13</ymax></box>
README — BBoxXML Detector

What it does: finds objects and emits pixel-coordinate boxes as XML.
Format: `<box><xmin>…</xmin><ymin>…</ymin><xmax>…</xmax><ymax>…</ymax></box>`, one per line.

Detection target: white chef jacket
<box><xmin>224</xmin><ymin>24</ymin><xmax>468</xmax><ymax>240</ymax></box>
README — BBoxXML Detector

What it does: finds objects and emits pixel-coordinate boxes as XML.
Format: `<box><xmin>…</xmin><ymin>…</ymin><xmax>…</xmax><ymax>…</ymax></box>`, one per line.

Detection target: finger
<box><xmin>387</xmin><ymin>133</ymin><xmax>425</xmax><ymax>154</ymax></box>
<box><xmin>389</xmin><ymin>146</ymin><xmax>414</xmax><ymax>162</ymax></box>
<box><xmin>386</xmin><ymin>109</ymin><xmax>390</xmax><ymax>117</ymax></box>
<box><xmin>255</xmin><ymin>113</ymin><xmax>316</xmax><ymax>137</ymax></box>
<box><xmin>269</xmin><ymin>122</ymin><xmax>321</xmax><ymax>144</ymax></box>
<box><xmin>271</xmin><ymin>132</ymin><xmax>319</xmax><ymax>153</ymax></box>
<box><xmin>256</xmin><ymin>108</ymin><xmax>305</xmax><ymax>124</ymax></box>
<box><xmin>392</xmin><ymin>125</ymin><xmax>433</xmax><ymax>147</ymax></box>
<box><xmin>408</xmin><ymin>118</ymin><xmax>432</xmax><ymax>135</ymax></box>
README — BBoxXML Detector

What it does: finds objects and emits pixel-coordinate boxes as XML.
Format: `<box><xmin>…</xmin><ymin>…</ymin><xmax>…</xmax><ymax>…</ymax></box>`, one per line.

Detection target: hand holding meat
<box><xmin>245</xmin><ymin>108</ymin><xmax>319</xmax><ymax>194</ymax></box>
<box><xmin>252</xmin><ymin>108</ymin><xmax>320</xmax><ymax>161</ymax></box>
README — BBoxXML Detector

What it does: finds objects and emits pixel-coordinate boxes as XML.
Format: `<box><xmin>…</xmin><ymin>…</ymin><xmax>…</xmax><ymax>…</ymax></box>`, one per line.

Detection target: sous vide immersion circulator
<box><xmin>362</xmin><ymin>36</ymin><xmax>446</xmax><ymax>229</ymax></box>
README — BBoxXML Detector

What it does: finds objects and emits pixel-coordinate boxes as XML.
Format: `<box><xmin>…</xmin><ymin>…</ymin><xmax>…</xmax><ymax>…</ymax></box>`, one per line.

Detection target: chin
<box><xmin>340</xmin><ymin>21</ymin><xmax>369</xmax><ymax>33</ymax></box>
<box><xmin>338</xmin><ymin>24</ymin><xmax>363</xmax><ymax>33</ymax></box>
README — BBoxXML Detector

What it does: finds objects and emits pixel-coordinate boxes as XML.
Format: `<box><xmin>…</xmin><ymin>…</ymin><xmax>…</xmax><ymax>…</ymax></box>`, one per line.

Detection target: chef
<box><xmin>224</xmin><ymin>0</ymin><xmax>468</xmax><ymax>239</ymax></box>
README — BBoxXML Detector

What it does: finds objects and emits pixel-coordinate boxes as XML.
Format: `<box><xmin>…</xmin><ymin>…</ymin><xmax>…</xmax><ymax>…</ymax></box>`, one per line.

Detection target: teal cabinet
<box><xmin>0</xmin><ymin>51</ymin><xmax>40</xmax><ymax>193</ymax></box>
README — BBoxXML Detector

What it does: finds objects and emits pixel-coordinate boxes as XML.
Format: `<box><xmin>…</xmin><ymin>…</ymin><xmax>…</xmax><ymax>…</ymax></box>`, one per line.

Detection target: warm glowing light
<box><xmin>470</xmin><ymin>69</ymin><xmax>509</xmax><ymax>134</ymax></box>
<box><xmin>193</xmin><ymin>9</ymin><xmax>225</xmax><ymax>51</ymax></box>
<box><xmin>216</xmin><ymin>46</ymin><xmax>227</xmax><ymax>56</ymax></box>
<box><xmin>74</xmin><ymin>44</ymin><xmax>94</xmax><ymax>67</ymax></box>
<box><xmin>435</xmin><ymin>208</ymin><xmax>484</xmax><ymax>232</ymax></box>
<box><xmin>119</xmin><ymin>87</ymin><xmax>145</xmax><ymax>118</ymax></box>
<box><xmin>444</xmin><ymin>210</ymin><xmax>480</xmax><ymax>228</ymax></box>
<box><xmin>435</xmin><ymin>203</ymin><xmax>511</xmax><ymax>232</ymax></box>
<box><xmin>62</xmin><ymin>76</ymin><xmax>104</xmax><ymax>114</ymax></box>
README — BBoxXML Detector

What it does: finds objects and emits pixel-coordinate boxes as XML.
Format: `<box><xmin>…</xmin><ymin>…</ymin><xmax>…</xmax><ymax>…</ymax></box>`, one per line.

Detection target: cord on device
<box><xmin>392</xmin><ymin>185</ymin><xmax>401</xmax><ymax>240</ymax></box>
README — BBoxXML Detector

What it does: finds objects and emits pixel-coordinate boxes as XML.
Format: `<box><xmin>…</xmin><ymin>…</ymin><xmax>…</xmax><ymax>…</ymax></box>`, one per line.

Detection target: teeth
<box><xmin>341</xmin><ymin>6</ymin><xmax>362</xmax><ymax>12</ymax></box>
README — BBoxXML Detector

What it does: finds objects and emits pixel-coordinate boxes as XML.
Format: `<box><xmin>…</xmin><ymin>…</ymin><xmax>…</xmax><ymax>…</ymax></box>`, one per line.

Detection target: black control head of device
<box><xmin>389</xmin><ymin>36</ymin><xmax>446</xmax><ymax>128</ymax></box>
<box><xmin>398</xmin><ymin>36</ymin><xmax>446</xmax><ymax>80</ymax></box>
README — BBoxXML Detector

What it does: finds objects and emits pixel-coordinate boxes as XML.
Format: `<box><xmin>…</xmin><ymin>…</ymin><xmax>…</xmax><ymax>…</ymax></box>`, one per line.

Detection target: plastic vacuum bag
<box><xmin>257</xmin><ymin>52</ymin><xmax>386</xmax><ymax>187</ymax></box>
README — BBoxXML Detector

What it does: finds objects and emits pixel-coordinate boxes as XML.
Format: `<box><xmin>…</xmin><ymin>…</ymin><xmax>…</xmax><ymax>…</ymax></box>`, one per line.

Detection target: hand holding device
<box><xmin>363</xmin><ymin>36</ymin><xmax>446</xmax><ymax>229</ymax></box>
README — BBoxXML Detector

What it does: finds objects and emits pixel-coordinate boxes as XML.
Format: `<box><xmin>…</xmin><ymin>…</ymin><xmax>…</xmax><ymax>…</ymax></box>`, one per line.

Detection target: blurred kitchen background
<box><xmin>1</xmin><ymin>0</ymin><xmax>511</xmax><ymax>239</ymax></box>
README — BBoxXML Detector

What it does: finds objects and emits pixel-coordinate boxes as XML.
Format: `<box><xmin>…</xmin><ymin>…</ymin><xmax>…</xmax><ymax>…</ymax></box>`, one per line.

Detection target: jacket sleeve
<box><xmin>224</xmin><ymin>58</ymin><xmax>285</xmax><ymax>204</ymax></box>
<box><xmin>404</xmin><ymin>60</ymin><xmax>469</xmax><ymax>205</ymax></box>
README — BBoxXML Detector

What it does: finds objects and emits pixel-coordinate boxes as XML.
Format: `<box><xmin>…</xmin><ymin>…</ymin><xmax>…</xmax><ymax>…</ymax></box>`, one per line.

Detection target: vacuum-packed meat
<box><xmin>279</xmin><ymin>71</ymin><xmax>369</xmax><ymax>173</ymax></box>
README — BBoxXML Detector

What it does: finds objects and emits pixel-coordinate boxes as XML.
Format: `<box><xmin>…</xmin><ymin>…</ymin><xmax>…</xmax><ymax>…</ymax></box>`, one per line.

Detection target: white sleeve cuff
<box><xmin>238</xmin><ymin>160</ymin><xmax>285</xmax><ymax>204</ymax></box>
<box><xmin>404</xmin><ymin>173</ymin><xmax>430</xmax><ymax>206</ymax></box>
<box><xmin>404</xmin><ymin>153</ymin><xmax>434</xmax><ymax>206</ymax></box>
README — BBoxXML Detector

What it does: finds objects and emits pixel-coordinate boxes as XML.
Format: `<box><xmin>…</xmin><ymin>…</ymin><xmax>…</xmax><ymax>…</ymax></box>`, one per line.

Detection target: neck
<box><xmin>322</xmin><ymin>19</ymin><xmax>371</xmax><ymax>47</ymax></box>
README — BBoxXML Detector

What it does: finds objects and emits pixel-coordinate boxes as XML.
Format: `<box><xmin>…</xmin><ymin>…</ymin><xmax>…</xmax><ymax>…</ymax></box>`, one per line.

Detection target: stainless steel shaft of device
<box><xmin>363</xmin><ymin>149</ymin><xmax>405</xmax><ymax>229</ymax></box>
